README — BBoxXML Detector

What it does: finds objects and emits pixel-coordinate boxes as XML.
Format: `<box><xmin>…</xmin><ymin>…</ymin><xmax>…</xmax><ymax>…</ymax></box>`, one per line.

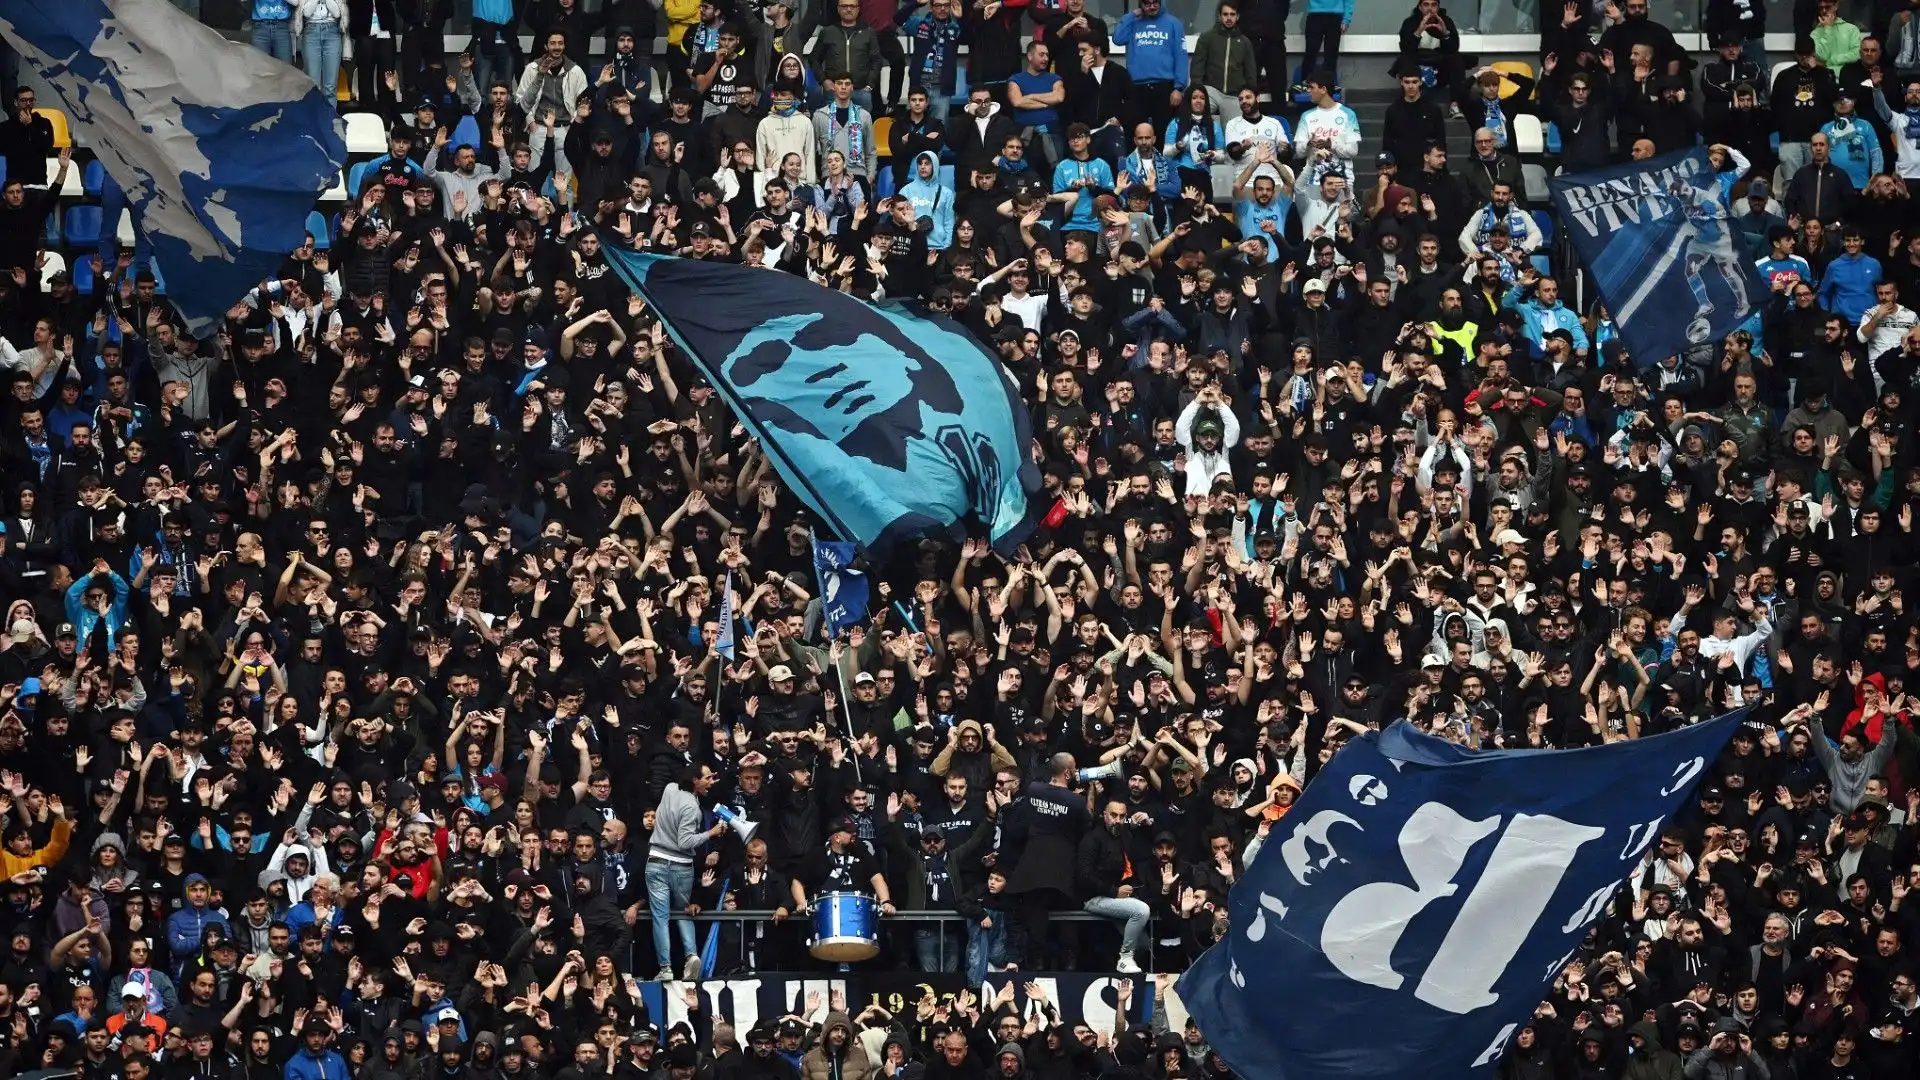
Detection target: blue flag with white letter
<box><xmin>1549</xmin><ymin>148</ymin><xmax>1764</xmax><ymax>366</ymax></box>
<box><xmin>603</xmin><ymin>250</ymin><xmax>1041</xmax><ymax>554</ymax></box>
<box><xmin>715</xmin><ymin>570</ymin><xmax>736</xmax><ymax>660</ymax></box>
<box><xmin>0</xmin><ymin>0</ymin><xmax>347</xmax><ymax>333</ymax></box>
<box><xmin>812</xmin><ymin>540</ymin><xmax>869</xmax><ymax>638</ymax></box>
<box><xmin>1179</xmin><ymin>712</ymin><xmax>1746</xmax><ymax>1080</ymax></box>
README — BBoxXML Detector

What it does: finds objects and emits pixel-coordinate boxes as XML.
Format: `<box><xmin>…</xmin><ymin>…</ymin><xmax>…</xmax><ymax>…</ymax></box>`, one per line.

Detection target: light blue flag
<box><xmin>1550</xmin><ymin>148</ymin><xmax>1765</xmax><ymax>365</ymax></box>
<box><xmin>1179</xmin><ymin>711</ymin><xmax>1747</xmax><ymax>1080</ymax></box>
<box><xmin>0</xmin><ymin>0</ymin><xmax>347</xmax><ymax>333</ymax></box>
<box><xmin>715</xmin><ymin>570</ymin><xmax>736</xmax><ymax>660</ymax></box>
<box><xmin>602</xmin><ymin>250</ymin><xmax>1040</xmax><ymax>554</ymax></box>
<box><xmin>812</xmin><ymin>540</ymin><xmax>869</xmax><ymax>638</ymax></box>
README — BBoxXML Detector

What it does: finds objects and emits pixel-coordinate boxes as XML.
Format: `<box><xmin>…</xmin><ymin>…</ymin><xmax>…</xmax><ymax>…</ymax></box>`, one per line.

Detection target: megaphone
<box><xmin>715</xmin><ymin>805</ymin><xmax>758</xmax><ymax>845</ymax></box>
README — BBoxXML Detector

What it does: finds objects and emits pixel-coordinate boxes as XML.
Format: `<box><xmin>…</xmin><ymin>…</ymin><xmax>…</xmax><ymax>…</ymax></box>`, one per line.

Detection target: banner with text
<box><xmin>634</xmin><ymin>972</ymin><xmax>1152</xmax><ymax>1036</ymax></box>
<box><xmin>1549</xmin><ymin>148</ymin><xmax>1764</xmax><ymax>365</ymax></box>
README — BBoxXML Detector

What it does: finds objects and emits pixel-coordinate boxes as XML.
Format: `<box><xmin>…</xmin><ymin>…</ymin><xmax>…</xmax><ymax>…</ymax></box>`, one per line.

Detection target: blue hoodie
<box><xmin>900</xmin><ymin>151</ymin><xmax>956</xmax><ymax>249</ymax></box>
<box><xmin>1112</xmin><ymin>10</ymin><xmax>1188</xmax><ymax>86</ymax></box>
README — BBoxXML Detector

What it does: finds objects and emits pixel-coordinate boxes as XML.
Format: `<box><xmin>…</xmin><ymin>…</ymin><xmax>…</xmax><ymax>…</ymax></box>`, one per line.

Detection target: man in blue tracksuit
<box><xmin>1299</xmin><ymin>0</ymin><xmax>1353</xmax><ymax>91</ymax></box>
<box><xmin>1112</xmin><ymin>0</ymin><xmax>1187</xmax><ymax>134</ymax></box>
<box><xmin>1819</xmin><ymin>228</ymin><xmax>1883</xmax><ymax>324</ymax></box>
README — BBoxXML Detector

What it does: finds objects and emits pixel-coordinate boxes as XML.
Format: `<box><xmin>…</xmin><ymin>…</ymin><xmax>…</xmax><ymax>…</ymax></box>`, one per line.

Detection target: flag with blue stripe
<box><xmin>602</xmin><ymin>250</ymin><xmax>1041</xmax><ymax>554</ymax></box>
<box><xmin>812</xmin><ymin>540</ymin><xmax>868</xmax><ymax>638</ymax></box>
<box><xmin>1178</xmin><ymin>711</ymin><xmax>1746</xmax><ymax>1080</ymax></box>
<box><xmin>0</xmin><ymin>0</ymin><xmax>347</xmax><ymax>333</ymax></box>
<box><xmin>1550</xmin><ymin>148</ymin><xmax>1764</xmax><ymax>366</ymax></box>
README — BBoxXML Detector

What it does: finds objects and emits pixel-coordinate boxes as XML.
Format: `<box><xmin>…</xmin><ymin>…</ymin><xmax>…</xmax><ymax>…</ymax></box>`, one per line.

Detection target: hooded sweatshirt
<box><xmin>1623</xmin><ymin>1021</ymin><xmax>1683</xmax><ymax>1080</ymax></box>
<box><xmin>900</xmin><ymin>152</ymin><xmax>956</xmax><ymax>251</ymax></box>
<box><xmin>802</xmin><ymin>1013</ymin><xmax>874</xmax><ymax>1080</ymax></box>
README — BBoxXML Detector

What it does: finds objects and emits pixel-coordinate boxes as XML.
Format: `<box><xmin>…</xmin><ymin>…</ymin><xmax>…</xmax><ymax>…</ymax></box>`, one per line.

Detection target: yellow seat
<box><xmin>35</xmin><ymin>108</ymin><xmax>71</xmax><ymax>149</ymax></box>
<box><xmin>873</xmin><ymin>115</ymin><xmax>894</xmax><ymax>158</ymax></box>
<box><xmin>337</xmin><ymin>68</ymin><xmax>353</xmax><ymax>103</ymax></box>
<box><xmin>1489</xmin><ymin>61</ymin><xmax>1536</xmax><ymax>101</ymax></box>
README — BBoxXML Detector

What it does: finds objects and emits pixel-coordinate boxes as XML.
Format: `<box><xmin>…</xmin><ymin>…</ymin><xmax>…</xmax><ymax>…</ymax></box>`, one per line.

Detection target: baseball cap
<box><xmin>767</xmin><ymin>664</ymin><xmax>795</xmax><ymax>682</ymax></box>
<box><xmin>1302</xmin><ymin>278</ymin><xmax>1327</xmax><ymax>294</ymax></box>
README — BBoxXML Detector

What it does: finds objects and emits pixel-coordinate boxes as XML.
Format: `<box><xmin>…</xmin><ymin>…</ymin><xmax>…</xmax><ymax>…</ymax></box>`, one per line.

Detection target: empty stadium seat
<box><xmin>1513</xmin><ymin>114</ymin><xmax>1544</xmax><ymax>155</ymax></box>
<box><xmin>49</xmin><ymin>158</ymin><xmax>84</xmax><ymax>198</ymax></box>
<box><xmin>116</xmin><ymin>210</ymin><xmax>135</xmax><ymax>247</ymax></box>
<box><xmin>307</xmin><ymin>210</ymin><xmax>332</xmax><ymax>249</ymax></box>
<box><xmin>72</xmin><ymin>254</ymin><xmax>96</xmax><ymax>294</ymax></box>
<box><xmin>318</xmin><ymin>170</ymin><xmax>348</xmax><ymax>202</ymax></box>
<box><xmin>39</xmin><ymin>251</ymin><xmax>65</xmax><ymax>290</ymax></box>
<box><xmin>347</xmin><ymin>160</ymin><xmax>377</xmax><ymax>196</ymax></box>
<box><xmin>1544</xmin><ymin>121</ymin><xmax>1562</xmax><ymax>154</ymax></box>
<box><xmin>451</xmin><ymin>115</ymin><xmax>482</xmax><ymax>150</ymax></box>
<box><xmin>343</xmin><ymin>111</ymin><xmax>388</xmax><ymax>155</ymax></box>
<box><xmin>1489</xmin><ymin>61</ymin><xmax>1534</xmax><ymax>100</ymax></box>
<box><xmin>35</xmin><ymin>108</ymin><xmax>71</xmax><ymax>149</ymax></box>
<box><xmin>62</xmin><ymin>205</ymin><xmax>102</xmax><ymax>248</ymax></box>
<box><xmin>874</xmin><ymin>116</ymin><xmax>895</xmax><ymax>158</ymax></box>
<box><xmin>82</xmin><ymin>160</ymin><xmax>105</xmax><ymax>199</ymax></box>
<box><xmin>1522</xmin><ymin>162</ymin><xmax>1551</xmax><ymax>203</ymax></box>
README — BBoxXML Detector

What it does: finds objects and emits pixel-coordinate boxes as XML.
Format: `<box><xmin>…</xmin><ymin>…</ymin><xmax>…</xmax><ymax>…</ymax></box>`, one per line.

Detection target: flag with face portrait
<box><xmin>602</xmin><ymin>250</ymin><xmax>1041</xmax><ymax>554</ymax></box>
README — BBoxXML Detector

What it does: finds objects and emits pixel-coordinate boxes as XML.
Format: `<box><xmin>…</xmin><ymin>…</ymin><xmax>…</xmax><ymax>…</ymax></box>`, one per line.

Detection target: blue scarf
<box><xmin>1903</xmin><ymin>107</ymin><xmax>1920</xmax><ymax>143</ymax></box>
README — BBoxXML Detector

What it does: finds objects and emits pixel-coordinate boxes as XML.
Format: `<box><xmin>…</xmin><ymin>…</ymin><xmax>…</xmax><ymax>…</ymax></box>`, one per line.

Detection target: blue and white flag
<box><xmin>1550</xmin><ymin>148</ymin><xmax>1764</xmax><ymax>365</ymax></box>
<box><xmin>0</xmin><ymin>0</ymin><xmax>347</xmax><ymax>333</ymax></box>
<box><xmin>811</xmin><ymin>540</ymin><xmax>869</xmax><ymax>638</ymax></box>
<box><xmin>1179</xmin><ymin>712</ymin><xmax>1746</xmax><ymax>1080</ymax></box>
<box><xmin>602</xmin><ymin>251</ymin><xmax>1040</xmax><ymax>554</ymax></box>
<box><xmin>715</xmin><ymin>570</ymin><xmax>736</xmax><ymax>660</ymax></box>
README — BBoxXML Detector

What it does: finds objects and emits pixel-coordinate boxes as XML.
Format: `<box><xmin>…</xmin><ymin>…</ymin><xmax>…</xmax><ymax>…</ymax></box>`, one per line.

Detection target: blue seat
<box><xmin>347</xmin><ymin>159</ymin><xmax>376</xmax><ymax>196</ymax></box>
<box><xmin>1544</xmin><ymin>122</ymin><xmax>1562</xmax><ymax>154</ymax></box>
<box><xmin>306</xmin><ymin>210</ymin><xmax>331</xmax><ymax>249</ymax></box>
<box><xmin>874</xmin><ymin>168</ymin><xmax>896</xmax><ymax>198</ymax></box>
<box><xmin>63</xmin><ymin>204</ymin><xmax>102</xmax><ymax>247</ymax></box>
<box><xmin>72</xmin><ymin>254</ymin><xmax>95</xmax><ymax>293</ymax></box>
<box><xmin>938</xmin><ymin>164</ymin><xmax>954</xmax><ymax>190</ymax></box>
<box><xmin>1530</xmin><ymin>210</ymin><xmax>1554</xmax><ymax>247</ymax></box>
<box><xmin>83</xmin><ymin>160</ymin><xmax>106</xmax><ymax>198</ymax></box>
<box><xmin>450</xmin><ymin>115</ymin><xmax>481</xmax><ymax>150</ymax></box>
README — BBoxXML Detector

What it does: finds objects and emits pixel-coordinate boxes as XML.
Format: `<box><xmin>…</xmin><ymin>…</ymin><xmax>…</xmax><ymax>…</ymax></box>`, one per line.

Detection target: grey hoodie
<box><xmin>648</xmin><ymin>781</ymin><xmax>708</xmax><ymax>864</ymax></box>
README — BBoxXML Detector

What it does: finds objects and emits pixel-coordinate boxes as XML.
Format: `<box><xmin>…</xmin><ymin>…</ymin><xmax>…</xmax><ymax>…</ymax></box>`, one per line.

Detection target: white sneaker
<box><xmin>655</xmin><ymin>967</ymin><xmax>674</xmax><ymax>982</ymax></box>
<box><xmin>1116</xmin><ymin>952</ymin><xmax>1141</xmax><ymax>974</ymax></box>
<box><xmin>682</xmin><ymin>954</ymin><xmax>704</xmax><ymax>980</ymax></box>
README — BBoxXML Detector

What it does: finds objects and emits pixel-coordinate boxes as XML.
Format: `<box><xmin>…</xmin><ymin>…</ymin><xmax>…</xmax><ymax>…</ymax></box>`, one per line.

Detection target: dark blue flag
<box><xmin>0</xmin><ymin>0</ymin><xmax>347</xmax><ymax>333</ymax></box>
<box><xmin>1550</xmin><ymin>149</ymin><xmax>1764</xmax><ymax>365</ymax></box>
<box><xmin>1179</xmin><ymin>712</ymin><xmax>1747</xmax><ymax>1080</ymax></box>
<box><xmin>811</xmin><ymin>540</ymin><xmax>868</xmax><ymax>637</ymax></box>
<box><xmin>602</xmin><ymin>251</ymin><xmax>1040</xmax><ymax>554</ymax></box>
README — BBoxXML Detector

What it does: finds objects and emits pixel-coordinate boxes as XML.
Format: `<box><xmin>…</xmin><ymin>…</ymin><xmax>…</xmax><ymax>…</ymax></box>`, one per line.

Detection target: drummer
<box><xmin>791</xmin><ymin>815</ymin><xmax>897</xmax><ymax>917</ymax></box>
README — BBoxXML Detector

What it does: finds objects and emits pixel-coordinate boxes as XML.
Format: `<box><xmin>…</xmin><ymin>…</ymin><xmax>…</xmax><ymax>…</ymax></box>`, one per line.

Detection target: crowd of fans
<box><xmin>3</xmin><ymin>0</ymin><xmax>1920</xmax><ymax>1076</ymax></box>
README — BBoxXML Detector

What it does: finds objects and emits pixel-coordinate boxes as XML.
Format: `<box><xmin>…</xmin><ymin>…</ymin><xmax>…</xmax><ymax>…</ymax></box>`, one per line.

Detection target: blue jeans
<box><xmin>965</xmin><ymin>915</ymin><xmax>1004</xmax><ymax>984</ymax></box>
<box><xmin>915</xmin><ymin>923</ymin><xmax>962</xmax><ymax>973</ymax></box>
<box><xmin>646</xmin><ymin>860</ymin><xmax>698</xmax><ymax>971</ymax></box>
<box><xmin>99</xmin><ymin>173</ymin><xmax>152</xmax><ymax>271</ymax></box>
<box><xmin>251</xmin><ymin>20</ymin><xmax>294</xmax><ymax>64</ymax></box>
<box><xmin>302</xmin><ymin>23</ymin><xmax>343</xmax><ymax>96</ymax></box>
<box><xmin>1778</xmin><ymin>141</ymin><xmax>1811</xmax><ymax>186</ymax></box>
<box><xmin>1082</xmin><ymin>895</ymin><xmax>1151</xmax><ymax>955</ymax></box>
<box><xmin>473</xmin><ymin>35</ymin><xmax>520</xmax><ymax>101</ymax></box>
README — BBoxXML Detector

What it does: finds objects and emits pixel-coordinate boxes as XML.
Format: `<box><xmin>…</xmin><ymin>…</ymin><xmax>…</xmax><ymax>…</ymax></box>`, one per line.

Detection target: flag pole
<box><xmin>809</xmin><ymin>528</ymin><xmax>865</xmax><ymax>782</ymax></box>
